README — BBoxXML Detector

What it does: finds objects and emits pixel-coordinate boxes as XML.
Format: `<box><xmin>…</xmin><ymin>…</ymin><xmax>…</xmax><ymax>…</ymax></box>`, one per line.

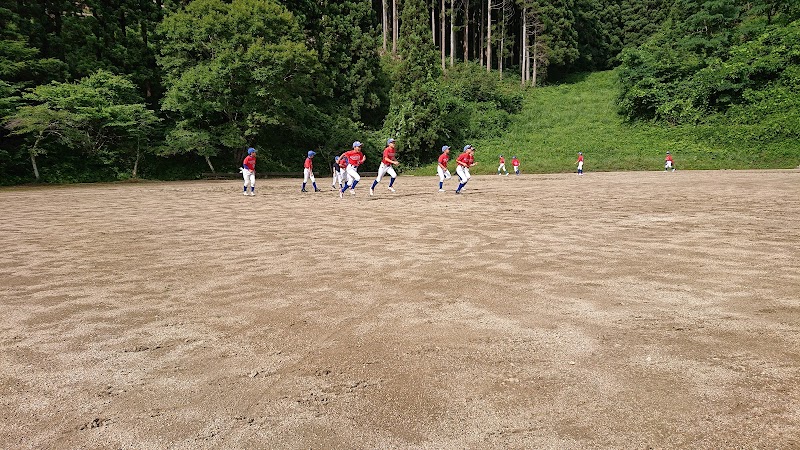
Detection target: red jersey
<box><xmin>342</xmin><ymin>150</ymin><xmax>365</xmax><ymax>167</ymax></box>
<box><xmin>243</xmin><ymin>155</ymin><xmax>256</xmax><ymax>171</ymax></box>
<box><xmin>499</xmin><ymin>156</ymin><xmax>505</xmax><ymax>164</ymax></box>
<box><xmin>304</xmin><ymin>157</ymin><xmax>313</xmax><ymax>170</ymax></box>
<box><xmin>382</xmin><ymin>146</ymin><xmax>396</xmax><ymax>165</ymax></box>
<box><xmin>512</xmin><ymin>158</ymin><xmax>519</xmax><ymax>167</ymax></box>
<box><xmin>456</xmin><ymin>152</ymin><xmax>474</xmax><ymax>167</ymax></box>
<box><xmin>438</xmin><ymin>152</ymin><xmax>449</xmax><ymax>167</ymax></box>
<box><xmin>666</xmin><ymin>154</ymin><xmax>673</xmax><ymax>162</ymax></box>
<box><xmin>577</xmin><ymin>155</ymin><xmax>584</xmax><ymax>162</ymax></box>
<box><xmin>338</xmin><ymin>153</ymin><xmax>349</xmax><ymax>169</ymax></box>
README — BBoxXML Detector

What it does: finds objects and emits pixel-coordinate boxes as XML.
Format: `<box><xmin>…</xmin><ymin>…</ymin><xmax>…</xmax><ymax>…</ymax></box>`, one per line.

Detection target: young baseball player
<box><xmin>497</xmin><ymin>155</ymin><xmax>508</xmax><ymax>176</ymax></box>
<box><xmin>337</xmin><ymin>151</ymin><xmax>349</xmax><ymax>189</ymax></box>
<box><xmin>512</xmin><ymin>156</ymin><xmax>520</xmax><ymax>175</ymax></box>
<box><xmin>437</xmin><ymin>145</ymin><xmax>452</xmax><ymax>192</ymax></box>
<box><xmin>576</xmin><ymin>152</ymin><xmax>584</xmax><ymax>176</ymax></box>
<box><xmin>242</xmin><ymin>147</ymin><xmax>256</xmax><ymax>196</ymax></box>
<box><xmin>370</xmin><ymin>138</ymin><xmax>399</xmax><ymax>196</ymax></box>
<box><xmin>665</xmin><ymin>151</ymin><xmax>675</xmax><ymax>172</ymax></box>
<box><xmin>455</xmin><ymin>145</ymin><xmax>477</xmax><ymax>194</ymax></box>
<box><xmin>301</xmin><ymin>151</ymin><xmax>320</xmax><ymax>192</ymax></box>
<box><xmin>340</xmin><ymin>141</ymin><xmax>366</xmax><ymax>198</ymax></box>
<box><xmin>331</xmin><ymin>156</ymin><xmax>343</xmax><ymax>189</ymax></box>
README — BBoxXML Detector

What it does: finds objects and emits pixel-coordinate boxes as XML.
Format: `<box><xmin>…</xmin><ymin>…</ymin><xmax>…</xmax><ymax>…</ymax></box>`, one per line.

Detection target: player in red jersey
<box><xmin>370</xmin><ymin>138</ymin><xmax>399</xmax><ymax>196</ymax></box>
<box><xmin>241</xmin><ymin>147</ymin><xmax>256</xmax><ymax>196</ymax></box>
<box><xmin>576</xmin><ymin>152</ymin><xmax>584</xmax><ymax>176</ymax></box>
<box><xmin>301</xmin><ymin>151</ymin><xmax>320</xmax><ymax>192</ymax></box>
<box><xmin>340</xmin><ymin>141</ymin><xmax>366</xmax><ymax>198</ymax></box>
<box><xmin>437</xmin><ymin>145</ymin><xmax>452</xmax><ymax>192</ymax></box>
<box><xmin>455</xmin><ymin>145</ymin><xmax>477</xmax><ymax>194</ymax></box>
<box><xmin>512</xmin><ymin>156</ymin><xmax>520</xmax><ymax>175</ymax></box>
<box><xmin>665</xmin><ymin>151</ymin><xmax>675</xmax><ymax>172</ymax></box>
<box><xmin>497</xmin><ymin>155</ymin><xmax>508</xmax><ymax>176</ymax></box>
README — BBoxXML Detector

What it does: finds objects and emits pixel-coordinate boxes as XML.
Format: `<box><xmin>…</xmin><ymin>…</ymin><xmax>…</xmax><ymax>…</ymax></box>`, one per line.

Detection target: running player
<box><xmin>665</xmin><ymin>151</ymin><xmax>675</xmax><ymax>172</ymax></box>
<box><xmin>576</xmin><ymin>152</ymin><xmax>584</xmax><ymax>176</ymax></box>
<box><xmin>455</xmin><ymin>145</ymin><xmax>477</xmax><ymax>194</ymax></box>
<box><xmin>242</xmin><ymin>147</ymin><xmax>256</xmax><ymax>196</ymax></box>
<box><xmin>512</xmin><ymin>156</ymin><xmax>520</xmax><ymax>175</ymax></box>
<box><xmin>497</xmin><ymin>155</ymin><xmax>508</xmax><ymax>176</ymax></box>
<box><xmin>370</xmin><ymin>138</ymin><xmax>399</xmax><ymax>196</ymax></box>
<box><xmin>331</xmin><ymin>156</ymin><xmax>343</xmax><ymax>189</ymax></box>
<box><xmin>437</xmin><ymin>145</ymin><xmax>452</xmax><ymax>192</ymax></box>
<box><xmin>340</xmin><ymin>141</ymin><xmax>366</xmax><ymax>198</ymax></box>
<box><xmin>301</xmin><ymin>151</ymin><xmax>320</xmax><ymax>192</ymax></box>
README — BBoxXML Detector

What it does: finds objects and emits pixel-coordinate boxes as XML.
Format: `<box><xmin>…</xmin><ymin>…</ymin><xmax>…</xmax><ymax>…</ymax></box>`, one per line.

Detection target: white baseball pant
<box><xmin>437</xmin><ymin>166</ymin><xmax>452</xmax><ymax>182</ymax></box>
<box><xmin>242</xmin><ymin>169</ymin><xmax>255</xmax><ymax>188</ymax></box>
<box><xmin>456</xmin><ymin>165</ymin><xmax>471</xmax><ymax>183</ymax></box>
<box><xmin>498</xmin><ymin>163</ymin><xmax>506</xmax><ymax>172</ymax></box>
<box><xmin>303</xmin><ymin>168</ymin><xmax>315</xmax><ymax>183</ymax></box>
<box><xmin>375</xmin><ymin>163</ymin><xmax>397</xmax><ymax>182</ymax></box>
<box><xmin>345</xmin><ymin>165</ymin><xmax>360</xmax><ymax>184</ymax></box>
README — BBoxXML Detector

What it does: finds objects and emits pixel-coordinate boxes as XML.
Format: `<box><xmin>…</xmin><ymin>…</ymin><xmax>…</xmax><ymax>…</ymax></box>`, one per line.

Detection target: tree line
<box><xmin>1</xmin><ymin>0</ymin><xmax>796</xmax><ymax>184</ymax></box>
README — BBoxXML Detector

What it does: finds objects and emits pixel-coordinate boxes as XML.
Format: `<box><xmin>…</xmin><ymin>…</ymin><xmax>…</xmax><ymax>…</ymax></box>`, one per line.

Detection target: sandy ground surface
<box><xmin>1</xmin><ymin>170</ymin><xmax>799</xmax><ymax>449</ymax></box>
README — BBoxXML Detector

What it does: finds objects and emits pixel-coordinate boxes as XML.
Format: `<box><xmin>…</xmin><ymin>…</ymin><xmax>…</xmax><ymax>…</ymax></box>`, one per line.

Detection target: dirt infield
<box><xmin>2</xmin><ymin>170</ymin><xmax>799</xmax><ymax>449</ymax></box>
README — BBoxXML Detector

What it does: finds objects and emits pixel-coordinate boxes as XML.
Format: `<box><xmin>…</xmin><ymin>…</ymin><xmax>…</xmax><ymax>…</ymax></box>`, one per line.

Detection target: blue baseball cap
<box><xmin>307</xmin><ymin>150</ymin><xmax>316</xmax><ymax>157</ymax></box>
<box><xmin>335</xmin><ymin>156</ymin><xmax>340</xmax><ymax>161</ymax></box>
<box><xmin>247</xmin><ymin>147</ymin><xmax>256</xmax><ymax>154</ymax></box>
<box><xmin>441</xmin><ymin>145</ymin><xmax>450</xmax><ymax>152</ymax></box>
<box><xmin>353</xmin><ymin>141</ymin><xmax>362</xmax><ymax>148</ymax></box>
<box><xmin>578</xmin><ymin>152</ymin><xmax>582</xmax><ymax>155</ymax></box>
<box><xmin>463</xmin><ymin>145</ymin><xmax>472</xmax><ymax>151</ymax></box>
<box><xmin>387</xmin><ymin>138</ymin><xmax>395</xmax><ymax>144</ymax></box>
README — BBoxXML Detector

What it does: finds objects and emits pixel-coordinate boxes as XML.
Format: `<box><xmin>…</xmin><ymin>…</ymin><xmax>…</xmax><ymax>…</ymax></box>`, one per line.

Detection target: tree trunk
<box><xmin>392</xmin><ymin>0</ymin><xmax>398</xmax><ymax>55</ymax></box>
<box><xmin>486</xmin><ymin>0</ymin><xmax>491</xmax><ymax>71</ymax></box>
<box><xmin>205</xmin><ymin>155</ymin><xmax>215</xmax><ymax>173</ymax></box>
<box><xmin>30</xmin><ymin>132</ymin><xmax>44</xmax><ymax>181</ymax></box>
<box><xmin>450</xmin><ymin>0</ymin><xmax>455</xmax><ymax>67</ymax></box>
<box><xmin>30</xmin><ymin>152</ymin><xmax>40</xmax><ymax>181</ymax></box>
<box><xmin>499</xmin><ymin>0</ymin><xmax>504</xmax><ymax>78</ymax></box>
<box><xmin>132</xmin><ymin>148</ymin><xmax>141</xmax><ymax>178</ymax></box>
<box><xmin>532</xmin><ymin>31</ymin><xmax>538</xmax><ymax>87</ymax></box>
<box><xmin>479</xmin><ymin>1</ymin><xmax>484</xmax><ymax>66</ymax></box>
<box><xmin>441</xmin><ymin>0</ymin><xmax>446</xmax><ymax>71</ymax></box>
<box><xmin>382</xmin><ymin>0</ymin><xmax>388</xmax><ymax>53</ymax></box>
<box><xmin>464</xmin><ymin>2</ymin><xmax>469</xmax><ymax>61</ymax></box>
<box><xmin>521</xmin><ymin>9</ymin><xmax>527</xmax><ymax>85</ymax></box>
<box><xmin>431</xmin><ymin>3</ymin><xmax>436</xmax><ymax>45</ymax></box>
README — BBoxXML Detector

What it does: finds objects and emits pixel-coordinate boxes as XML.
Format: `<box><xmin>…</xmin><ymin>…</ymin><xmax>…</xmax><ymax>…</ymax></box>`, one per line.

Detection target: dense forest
<box><xmin>1</xmin><ymin>0</ymin><xmax>798</xmax><ymax>184</ymax></box>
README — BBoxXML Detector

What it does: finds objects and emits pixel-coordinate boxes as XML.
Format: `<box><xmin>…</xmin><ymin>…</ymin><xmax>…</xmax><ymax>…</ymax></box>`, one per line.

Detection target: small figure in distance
<box><xmin>301</xmin><ymin>151</ymin><xmax>320</xmax><ymax>192</ymax></box>
<box><xmin>370</xmin><ymin>138</ymin><xmax>400</xmax><ymax>196</ymax></box>
<box><xmin>242</xmin><ymin>147</ymin><xmax>256</xmax><ymax>196</ymax></box>
<box><xmin>340</xmin><ymin>141</ymin><xmax>366</xmax><ymax>198</ymax></box>
<box><xmin>497</xmin><ymin>155</ymin><xmax>509</xmax><ymax>176</ymax></box>
<box><xmin>665</xmin><ymin>151</ymin><xmax>676</xmax><ymax>172</ymax></box>
<box><xmin>455</xmin><ymin>145</ymin><xmax>477</xmax><ymax>194</ymax></box>
<box><xmin>576</xmin><ymin>151</ymin><xmax>584</xmax><ymax>176</ymax></box>
<box><xmin>438</xmin><ymin>146</ymin><xmax>452</xmax><ymax>192</ymax></box>
<box><xmin>512</xmin><ymin>156</ymin><xmax>520</xmax><ymax>176</ymax></box>
<box><xmin>331</xmin><ymin>155</ymin><xmax>343</xmax><ymax>190</ymax></box>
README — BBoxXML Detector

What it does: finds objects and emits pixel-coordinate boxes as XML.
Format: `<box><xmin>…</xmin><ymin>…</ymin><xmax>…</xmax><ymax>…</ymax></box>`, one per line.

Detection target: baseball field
<box><xmin>2</xmin><ymin>170</ymin><xmax>799</xmax><ymax>449</ymax></box>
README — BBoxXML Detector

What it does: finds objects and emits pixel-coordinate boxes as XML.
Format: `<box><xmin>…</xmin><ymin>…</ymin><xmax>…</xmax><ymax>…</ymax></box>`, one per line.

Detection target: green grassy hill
<box><xmin>411</xmin><ymin>70</ymin><xmax>799</xmax><ymax>175</ymax></box>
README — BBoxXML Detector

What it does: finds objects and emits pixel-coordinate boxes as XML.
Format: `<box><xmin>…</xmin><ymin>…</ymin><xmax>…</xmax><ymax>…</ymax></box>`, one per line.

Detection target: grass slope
<box><xmin>412</xmin><ymin>70</ymin><xmax>799</xmax><ymax>175</ymax></box>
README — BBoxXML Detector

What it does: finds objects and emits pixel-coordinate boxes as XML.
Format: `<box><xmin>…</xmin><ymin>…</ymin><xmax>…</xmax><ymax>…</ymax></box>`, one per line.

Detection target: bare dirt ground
<box><xmin>1</xmin><ymin>170</ymin><xmax>799</xmax><ymax>449</ymax></box>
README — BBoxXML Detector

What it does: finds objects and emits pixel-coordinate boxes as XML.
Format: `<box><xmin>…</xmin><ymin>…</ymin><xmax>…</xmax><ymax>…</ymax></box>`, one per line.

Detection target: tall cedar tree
<box><xmin>384</xmin><ymin>0</ymin><xmax>446</xmax><ymax>165</ymax></box>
